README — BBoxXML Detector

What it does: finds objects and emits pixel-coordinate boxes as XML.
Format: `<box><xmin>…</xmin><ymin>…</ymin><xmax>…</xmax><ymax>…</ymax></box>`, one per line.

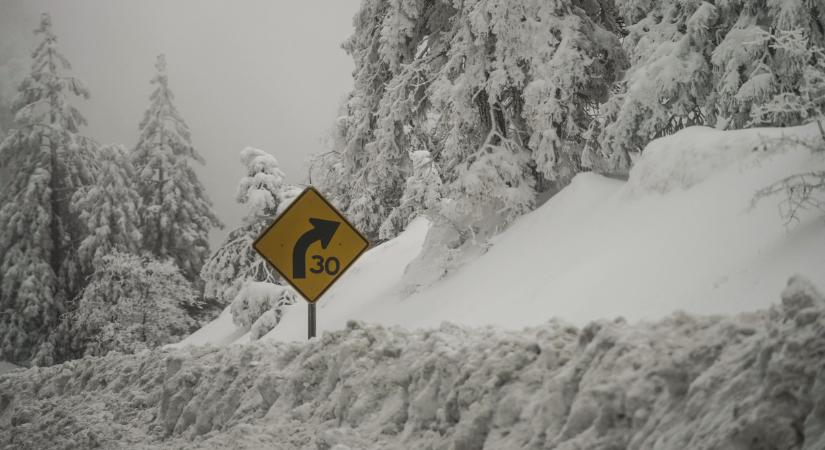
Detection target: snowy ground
<box><xmin>0</xmin><ymin>362</ymin><xmax>18</xmax><ymax>375</ymax></box>
<box><xmin>2</xmin><ymin>125</ymin><xmax>824</xmax><ymax>449</ymax></box>
<box><xmin>1</xmin><ymin>277</ymin><xmax>824</xmax><ymax>449</ymax></box>
<box><xmin>180</xmin><ymin>124</ymin><xmax>825</xmax><ymax>347</ymax></box>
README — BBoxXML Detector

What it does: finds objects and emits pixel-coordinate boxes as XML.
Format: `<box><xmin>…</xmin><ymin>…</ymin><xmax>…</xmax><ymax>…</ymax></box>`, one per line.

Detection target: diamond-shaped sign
<box><xmin>253</xmin><ymin>187</ymin><xmax>369</xmax><ymax>303</ymax></box>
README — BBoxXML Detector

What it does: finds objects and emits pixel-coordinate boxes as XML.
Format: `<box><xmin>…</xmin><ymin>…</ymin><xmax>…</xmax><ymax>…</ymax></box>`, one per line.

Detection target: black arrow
<box><xmin>292</xmin><ymin>218</ymin><xmax>340</xmax><ymax>279</ymax></box>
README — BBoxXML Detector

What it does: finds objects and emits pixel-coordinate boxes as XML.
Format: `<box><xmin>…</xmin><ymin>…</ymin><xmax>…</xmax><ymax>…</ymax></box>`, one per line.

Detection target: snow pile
<box><xmin>177</xmin><ymin>124</ymin><xmax>825</xmax><ymax>347</ymax></box>
<box><xmin>174</xmin><ymin>306</ymin><xmax>247</xmax><ymax>348</ymax></box>
<box><xmin>628</xmin><ymin>124</ymin><xmax>823</xmax><ymax>193</ymax></box>
<box><xmin>1</xmin><ymin>278</ymin><xmax>824</xmax><ymax>449</ymax></box>
<box><xmin>0</xmin><ymin>362</ymin><xmax>19</xmax><ymax>375</ymax></box>
<box><xmin>209</xmin><ymin>123</ymin><xmax>823</xmax><ymax>344</ymax></box>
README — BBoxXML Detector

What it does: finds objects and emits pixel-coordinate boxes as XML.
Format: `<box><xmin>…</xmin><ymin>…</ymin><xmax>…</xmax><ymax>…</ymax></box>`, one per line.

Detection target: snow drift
<box><xmin>181</xmin><ymin>123</ymin><xmax>825</xmax><ymax>346</ymax></box>
<box><xmin>2</xmin><ymin>124</ymin><xmax>823</xmax><ymax>449</ymax></box>
<box><xmin>1</xmin><ymin>277</ymin><xmax>824</xmax><ymax>449</ymax></box>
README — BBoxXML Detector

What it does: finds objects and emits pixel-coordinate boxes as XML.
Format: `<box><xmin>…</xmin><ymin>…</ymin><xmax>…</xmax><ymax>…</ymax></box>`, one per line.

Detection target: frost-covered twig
<box><xmin>752</xmin><ymin>171</ymin><xmax>825</xmax><ymax>224</ymax></box>
<box><xmin>751</xmin><ymin>118</ymin><xmax>825</xmax><ymax>224</ymax></box>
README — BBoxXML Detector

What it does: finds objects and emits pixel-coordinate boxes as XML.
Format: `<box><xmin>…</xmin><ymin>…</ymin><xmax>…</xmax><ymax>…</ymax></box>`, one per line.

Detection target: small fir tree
<box><xmin>200</xmin><ymin>147</ymin><xmax>300</xmax><ymax>305</ymax></box>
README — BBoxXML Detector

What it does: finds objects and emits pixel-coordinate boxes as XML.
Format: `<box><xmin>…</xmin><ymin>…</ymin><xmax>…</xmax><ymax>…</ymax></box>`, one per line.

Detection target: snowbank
<box><xmin>628</xmin><ymin>124</ymin><xmax>823</xmax><ymax>193</ymax></box>
<box><xmin>2</xmin><ymin>278</ymin><xmax>824</xmax><ymax>449</ymax></box>
<box><xmin>171</xmin><ymin>306</ymin><xmax>246</xmax><ymax>348</ymax></box>
<box><xmin>177</xmin><ymin>124</ymin><xmax>825</xmax><ymax>348</ymax></box>
<box><xmin>0</xmin><ymin>361</ymin><xmax>19</xmax><ymax>375</ymax></box>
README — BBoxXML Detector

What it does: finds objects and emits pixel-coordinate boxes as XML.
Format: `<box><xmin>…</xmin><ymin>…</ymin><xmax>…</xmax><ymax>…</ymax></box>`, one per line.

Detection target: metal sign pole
<box><xmin>308</xmin><ymin>302</ymin><xmax>316</xmax><ymax>339</ymax></box>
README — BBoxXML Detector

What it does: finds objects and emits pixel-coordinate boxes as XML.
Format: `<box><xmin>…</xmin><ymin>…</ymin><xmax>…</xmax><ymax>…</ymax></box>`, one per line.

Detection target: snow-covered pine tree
<box><xmin>0</xmin><ymin>98</ymin><xmax>12</xmax><ymax>142</ymax></box>
<box><xmin>712</xmin><ymin>0</ymin><xmax>825</xmax><ymax>128</ymax></box>
<box><xmin>332</xmin><ymin>0</ymin><xmax>414</xmax><ymax>238</ymax></box>
<box><xmin>600</xmin><ymin>0</ymin><xmax>825</xmax><ymax>171</ymax></box>
<box><xmin>71</xmin><ymin>251</ymin><xmax>197</xmax><ymax>356</ymax></box>
<box><xmin>324</xmin><ymin>0</ymin><xmax>625</xmax><ymax>242</ymax></box>
<box><xmin>745</xmin><ymin>29</ymin><xmax>825</xmax><ymax>126</ymax></box>
<box><xmin>379</xmin><ymin>149</ymin><xmax>442</xmax><ymax>239</ymax></box>
<box><xmin>200</xmin><ymin>147</ymin><xmax>300</xmax><ymax>305</ymax></box>
<box><xmin>71</xmin><ymin>144</ymin><xmax>142</xmax><ymax>272</ymax></box>
<box><xmin>132</xmin><ymin>55</ymin><xmax>222</xmax><ymax>282</ymax></box>
<box><xmin>0</xmin><ymin>13</ymin><xmax>96</xmax><ymax>365</ymax></box>
<box><xmin>310</xmin><ymin>109</ymin><xmax>351</xmax><ymax>212</ymax></box>
<box><xmin>600</xmin><ymin>0</ymin><xmax>721</xmax><ymax>171</ymax></box>
<box><xmin>424</xmin><ymin>0</ymin><xmax>624</xmax><ymax>242</ymax></box>
<box><xmin>0</xmin><ymin>98</ymin><xmax>10</xmax><ymax>190</ymax></box>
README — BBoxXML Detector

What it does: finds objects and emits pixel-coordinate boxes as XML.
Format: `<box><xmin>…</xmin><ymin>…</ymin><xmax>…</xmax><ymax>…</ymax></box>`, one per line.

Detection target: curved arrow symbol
<box><xmin>292</xmin><ymin>218</ymin><xmax>340</xmax><ymax>279</ymax></box>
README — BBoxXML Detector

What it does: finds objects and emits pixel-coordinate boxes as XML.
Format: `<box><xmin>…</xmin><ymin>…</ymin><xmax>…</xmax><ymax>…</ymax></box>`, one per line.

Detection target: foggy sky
<box><xmin>0</xmin><ymin>0</ymin><xmax>361</xmax><ymax>248</ymax></box>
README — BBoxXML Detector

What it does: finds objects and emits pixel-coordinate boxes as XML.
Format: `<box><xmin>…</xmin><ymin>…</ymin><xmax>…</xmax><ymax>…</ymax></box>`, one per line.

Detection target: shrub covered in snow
<box><xmin>229</xmin><ymin>281</ymin><xmax>296</xmax><ymax>331</ymax></box>
<box><xmin>249</xmin><ymin>310</ymin><xmax>280</xmax><ymax>341</ymax></box>
<box><xmin>70</xmin><ymin>251</ymin><xmax>198</xmax><ymax>356</ymax></box>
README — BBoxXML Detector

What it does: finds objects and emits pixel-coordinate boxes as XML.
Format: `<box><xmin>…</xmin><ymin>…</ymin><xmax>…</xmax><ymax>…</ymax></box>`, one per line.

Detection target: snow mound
<box><xmin>2</xmin><ymin>278</ymin><xmax>824</xmax><ymax>449</ymax></box>
<box><xmin>170</xmin><ymin>306</ymin><xmax>245</xmax><ymax>348</ymax></box>
<box><xmin>628</xmin><ymin>123</ymin><xmax>822</xmax><ymax>193</ymax></box>
<box><xmin>179</xmin><ymin>124</ymin><xmax>825</xmax><ymax>347</ymax></box>
<box><xmin>0</xmin><ymin>362</ymin><xmax>19</xmax><ymax>375</ymax></box>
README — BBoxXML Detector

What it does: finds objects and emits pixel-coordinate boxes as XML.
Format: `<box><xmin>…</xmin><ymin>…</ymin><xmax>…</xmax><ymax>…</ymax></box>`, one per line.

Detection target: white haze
<box><xmin>0</xmin><ymin>0</ymin><xmax>361</xmax><ymax>247</ymax></box>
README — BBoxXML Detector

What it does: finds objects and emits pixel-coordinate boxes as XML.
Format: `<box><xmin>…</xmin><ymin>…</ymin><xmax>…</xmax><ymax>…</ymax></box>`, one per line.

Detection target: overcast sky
<box><xmin>0</xmin><ymin>0</ymin><xmax>361</xmax><ymax>247</ymax></box>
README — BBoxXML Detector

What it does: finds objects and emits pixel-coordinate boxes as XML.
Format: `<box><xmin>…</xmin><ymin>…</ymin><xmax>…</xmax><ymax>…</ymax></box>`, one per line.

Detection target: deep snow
<box><xmin>180</xmin><ymin>123</ymin><xmax>825</xmax><ymax>347</ymax></box>
<box><xmin>1</xmin><ymin>277</ymin><xmax>824</xmax><ymax>449</ymax></box>
<box><xmin>2</xmin><ymin>124</ymin><xmax>824</xmax><ymax>449</ymax></box>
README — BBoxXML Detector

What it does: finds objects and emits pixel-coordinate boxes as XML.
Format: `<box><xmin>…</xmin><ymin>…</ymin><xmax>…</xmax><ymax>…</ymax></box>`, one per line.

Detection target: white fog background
<box><xmin>0</xmin><ymin>0</ymin><xmax>361</xmax><ymax>247</ymax></box>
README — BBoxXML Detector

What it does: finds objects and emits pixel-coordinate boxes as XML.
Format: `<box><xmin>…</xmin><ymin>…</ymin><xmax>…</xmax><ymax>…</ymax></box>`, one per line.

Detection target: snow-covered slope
<box><xmin>3</xmin><ymin>124</ymin><xmax>824</xmax><ymax>449</ymax></box>
<box><xmin>181</xmin><ymin>124</ymin><xmax>825</xmax><ymax>346</ymax></box>
<box><xmin>0</xmin><ymin>362</ymin><xmax>19</xmax><ymax>375</ymax></box>
<box><xmin>2</xmin><ymin>278</ymin><xmax>824</xmax><ymax>449</ymax></box>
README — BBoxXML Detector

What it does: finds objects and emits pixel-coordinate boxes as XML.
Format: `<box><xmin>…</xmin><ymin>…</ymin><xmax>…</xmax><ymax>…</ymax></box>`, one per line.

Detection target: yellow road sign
<box><xmin>253</xmin><ymin>187</ymin><xmax>369</xmax><ymax>303</ymax></box>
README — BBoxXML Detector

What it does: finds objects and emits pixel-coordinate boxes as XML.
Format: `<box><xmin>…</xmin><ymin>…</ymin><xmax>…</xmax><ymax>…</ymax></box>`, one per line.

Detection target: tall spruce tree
<box><xmin>132</xmin><ymin>55</ymin><xmax>222</xmax><ymax>282</ymax></box>
<box><xmin>0</xmin><ymin>13</ymin><xmax>96</xmax><ymax>365</ymax></box>
<box><xmin>71</xmin><ymin>144</ymin><xmax>143</xmax><ymax>272</ymax></box>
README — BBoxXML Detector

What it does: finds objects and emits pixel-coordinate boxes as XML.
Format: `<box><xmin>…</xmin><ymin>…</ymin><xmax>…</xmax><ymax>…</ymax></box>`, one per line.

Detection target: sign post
<box><xmin>308</xmin><ymin>303</ymin><xmax>317</xmax><ymax>339</ymax></box>
<box><xmin>253</xmin><ymin>187</ymin><xmax>369</xmax><ymax>339</ymax></box>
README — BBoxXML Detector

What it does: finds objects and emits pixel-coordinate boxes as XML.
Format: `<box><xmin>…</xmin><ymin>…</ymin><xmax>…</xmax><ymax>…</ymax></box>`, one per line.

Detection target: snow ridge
<box><xmin>1</xmin><ymin>277</ymin><xmax>824</xmax><ymax>449</ymax></box>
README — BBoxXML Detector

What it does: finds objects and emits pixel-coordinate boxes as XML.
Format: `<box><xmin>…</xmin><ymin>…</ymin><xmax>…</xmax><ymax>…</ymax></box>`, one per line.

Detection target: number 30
<box><xmin>309</xmin><ymin>255</ymin><xmax>340</xmax><ymax>275</ymax></box>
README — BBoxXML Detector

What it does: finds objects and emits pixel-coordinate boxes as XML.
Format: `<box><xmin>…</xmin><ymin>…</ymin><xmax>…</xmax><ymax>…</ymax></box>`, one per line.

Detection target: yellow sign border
<box><xmin>252</xmin><ymin>186</ymin><xmax>370</xmax><ymax>303</ymax></box>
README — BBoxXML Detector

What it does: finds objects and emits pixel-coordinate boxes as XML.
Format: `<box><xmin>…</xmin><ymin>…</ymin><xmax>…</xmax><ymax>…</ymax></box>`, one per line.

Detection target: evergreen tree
<box><xmin>71</xmin><ymin>144</ymin><xmax>142</xmax><ymax>272</ymax></box>
<box><xmin>0</xmin><ymin>98</ymin><xmax>12</xmax><ymax>141</ymax></box>
<box><xmin>0</xmin><ymin>13</ymin><xmax>95</xmax><ymax>365</ymax></box>
<box><xmin>712</xmin><ymin>0</ymin><xmax>825</xmax><ymax>128</ymax></box>
<box><xmin>201</xmin><ymin>147</ymin><xmax>300</xmax><ymax>305</ymax></box>
<box><xmin>600</xmin><ymin>1</ymin><xmax>721</xmax><ymax>171</ymax></box>
<box><xmin>323</xmin><ymin>0</ymin><xmax>626</xmax><ymax>241</ymax></box>
<box><xmin>334</xmin><ymin>0</ymin><xmax>410</xmax><ymax>238</ymax></box>
<box><xmin>379</xmin><ymin>149</ymin><xmax>442</xmax><ymax>240</ymax></box>
<box><xmin>132</xmin><ymin>55</ymin><xmax>222</xmax><ymax>282</ymax></box>
<box><xmin>744</xmin><ymin>29</ymin><xmax>825</xmax><ymax>126</ymax></box>
<box><xmin>600</xmin><ymin>0</ymin><xmax>825</xmax><ymax>171</ymax></box>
